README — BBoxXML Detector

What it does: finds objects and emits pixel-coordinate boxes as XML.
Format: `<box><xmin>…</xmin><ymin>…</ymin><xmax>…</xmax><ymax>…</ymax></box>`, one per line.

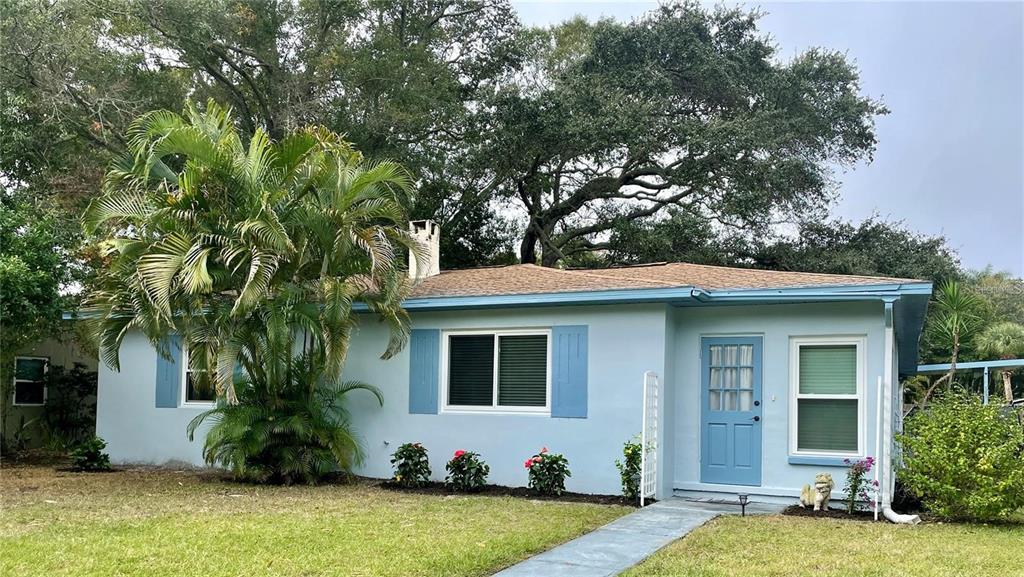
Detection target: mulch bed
<box><xmin>782</xmin><ymin>504</ymin><xmax>881</xmax><ymax>521</ymax></box>
<box><xmin>378</xmin><ymin>480</ymin><xmax>643</xmax><ymax>507</ymax></box>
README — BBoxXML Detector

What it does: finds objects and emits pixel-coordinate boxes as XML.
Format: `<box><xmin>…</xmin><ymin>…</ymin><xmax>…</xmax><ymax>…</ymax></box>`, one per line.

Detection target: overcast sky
<box><xmin>510</xmin><ymin>1</ymin><xmax>1024</xmax><ymax>276</ymax></box>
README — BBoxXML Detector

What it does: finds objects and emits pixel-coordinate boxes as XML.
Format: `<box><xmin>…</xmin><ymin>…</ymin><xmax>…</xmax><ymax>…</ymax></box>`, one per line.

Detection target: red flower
<box><xmin>524</xmin><ymin>459</ymin><xmax>533</xmax><ymax>469</ymax></box>
<box><xmin>540</xmin><ymin>447</ymin><xmax>549</xmax><ymax>454</ymax></box>
<box><xmin>533</xmin><ymin>456</ymin><xmax>543</xmax><ymax>463</ymax></box>
<box><xmin>454</xmin><ymin>450</ymin><xmax>466</xmax><ymax>458</ymax></box>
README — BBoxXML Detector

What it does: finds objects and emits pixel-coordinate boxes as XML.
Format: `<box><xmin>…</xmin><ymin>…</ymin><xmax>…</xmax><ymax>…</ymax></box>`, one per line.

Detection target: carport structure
<box><xmin>917</xmin><ymin>359</ymin><xmax>1024</xmax><ymax>404</ymax></box>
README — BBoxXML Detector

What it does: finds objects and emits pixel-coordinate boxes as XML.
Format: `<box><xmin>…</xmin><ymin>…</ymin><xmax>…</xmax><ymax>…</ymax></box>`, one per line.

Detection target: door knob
<box><xmin>752</xmin><ymin>416</ymin><xmax>760</xmax><ymax>422</ymax></box>
<box><xmin>753</xmin><ymin>400</ymin><xmax>760</xmax><ymax>407</ymax></box>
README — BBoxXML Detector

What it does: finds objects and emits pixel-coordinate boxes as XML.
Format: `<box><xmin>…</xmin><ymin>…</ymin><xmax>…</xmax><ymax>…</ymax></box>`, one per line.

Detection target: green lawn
<box><xmin>0</xmin><ymin>464</ymin><xmax>627</xmax><ymax>577</ymax></box>
<box><xmin>624</xmin><ymin>514</ymin><xmax>1024</xmax><ymax>577</ymax></box>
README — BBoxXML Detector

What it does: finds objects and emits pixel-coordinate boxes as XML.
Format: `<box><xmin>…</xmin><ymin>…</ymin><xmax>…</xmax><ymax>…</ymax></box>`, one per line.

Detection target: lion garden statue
<box><xmin>799</xmin><ymin>473</ymin><xmax>834</xmax><ymax>511</ymax></box>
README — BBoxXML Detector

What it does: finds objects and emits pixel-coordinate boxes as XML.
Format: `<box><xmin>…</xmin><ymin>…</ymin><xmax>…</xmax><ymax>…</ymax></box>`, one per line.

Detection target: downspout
<box><xmin>881</xmin><ymin>299</ymin><xmax>921</xmax><ymax>524</ymax></box>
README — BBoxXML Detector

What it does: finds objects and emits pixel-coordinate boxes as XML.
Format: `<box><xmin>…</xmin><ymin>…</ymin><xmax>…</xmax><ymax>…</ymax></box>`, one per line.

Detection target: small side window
<box><xmin>13</xmin><ymin>357</ymin><xmax>48</xmax><ymax>406</ymax></box>
<box><xmin>182</xmin><ymin>349</ymin><xmax>217</xmax><ymax>406</ymax></box>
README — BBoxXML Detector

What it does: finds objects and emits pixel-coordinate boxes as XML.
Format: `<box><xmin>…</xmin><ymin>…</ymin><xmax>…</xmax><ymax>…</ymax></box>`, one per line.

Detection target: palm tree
<box><xmin>921</xmin><ymin>281</ymin><xmax>986</xmax><ymax>403</ymax></box>
<box><xmin>975</xmin><ymin>322</ymin><xmax>1024</xmax><ymax>403</ymax></box>
<box><xmin>84</xmin><ymin>100</ymin><xmax>419</xmax><ymax>403</ymax></box>
<box><xmin>186</xmin><ymin>344</ymin><xmax>384</xmax><ymax>484</ymax></box>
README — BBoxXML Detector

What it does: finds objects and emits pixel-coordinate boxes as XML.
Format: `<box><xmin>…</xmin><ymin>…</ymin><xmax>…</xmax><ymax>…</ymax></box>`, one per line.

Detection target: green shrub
<box><xmin>40</xmin><ymin>363</ymin><xmax>99</xmax><ymax>450</ymax></box>
<box><xmin>391</xmin><ymin>442</ymin><xmax>431</xmax><ymax>487</ymax></box>
<box><xmin>445</xmin><ymin>450</ymin><xmax>489</xmax><ymax>492</ymax></box>
<box><xmin>70</xmin><ymin>437</ymin><xmax>112</xmax><ymax>471</ymax></box>
<box><xmin>615</xmin><ymin>436</ymin><xmax>642</xmax><ymax>499</ymax></box>
<box><xmin>897</xmin><ymin>392</ymin><xmax>1024</xmax><ymax>520</ymax></box>
<box><xmin>188</xmin><ymin>352</ymin><xmax>382</xmax><ymax>485</ymax></box>
<box><xmin>524</xmin><ymin>447</ymin><xmax>571</xmax><ymax>495</ymax></box>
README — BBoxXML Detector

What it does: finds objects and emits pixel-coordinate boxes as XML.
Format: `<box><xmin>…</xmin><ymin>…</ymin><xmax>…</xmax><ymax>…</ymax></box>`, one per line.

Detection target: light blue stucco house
<box><xmin>95</xmin><ymin>222</ymin><xmax>932</xmax><ymax>508</ymax></box>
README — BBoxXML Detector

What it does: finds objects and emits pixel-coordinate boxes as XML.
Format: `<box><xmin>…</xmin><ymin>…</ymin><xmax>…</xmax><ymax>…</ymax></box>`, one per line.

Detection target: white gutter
<box><xmin>882</xmin><ymin>300</ymin><xmax>921</xmax><ymax>524</ymax></box>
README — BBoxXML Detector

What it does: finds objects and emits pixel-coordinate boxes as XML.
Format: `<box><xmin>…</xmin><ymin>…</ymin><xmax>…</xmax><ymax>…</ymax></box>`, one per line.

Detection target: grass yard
<box><xmin>0</xmin><ymin>464</ymin><xmax>628</xmax><ymax>577</ymax></box>
<box><xmin>624</xmin><ymin>514</ymin><xmax>1024</xmax><ymax>577</ymax></box>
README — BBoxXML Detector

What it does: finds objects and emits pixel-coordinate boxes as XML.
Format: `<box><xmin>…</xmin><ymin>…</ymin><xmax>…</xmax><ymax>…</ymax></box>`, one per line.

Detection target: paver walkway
<box><xmin>493</xmin><ymin>498</ymin><xmax>783</xmax><ymax>577</ymax></box>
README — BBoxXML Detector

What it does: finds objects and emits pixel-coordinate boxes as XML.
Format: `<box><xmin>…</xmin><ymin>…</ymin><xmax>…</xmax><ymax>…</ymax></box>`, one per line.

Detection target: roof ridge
<box><xmin>558</xmin><ymin>266</ymin><xmax>682</xmax><ymax>287</ymax></box>
<box><xmin>659</xmin><ymin>261</ymin><xmax>922</xmax><ymax>283</ymax></box>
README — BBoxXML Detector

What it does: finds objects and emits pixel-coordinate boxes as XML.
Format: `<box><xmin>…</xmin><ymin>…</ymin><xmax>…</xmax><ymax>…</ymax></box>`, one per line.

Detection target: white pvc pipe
<box><xmin>874</xmin><ymin>375</ymin><xmax>882</xmax><ymax>521</ymax></box>
<box><xmin>883</xmin><ymin>506</ymin><xmax>921</xmax><ymax>525</ymax></box>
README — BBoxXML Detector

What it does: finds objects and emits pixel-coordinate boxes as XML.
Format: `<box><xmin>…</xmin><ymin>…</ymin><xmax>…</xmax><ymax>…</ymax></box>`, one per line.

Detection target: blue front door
<box><xmin>700</xmin><ymin>337</ymin><xmax>763</xmax><ymax>486</ymax></box>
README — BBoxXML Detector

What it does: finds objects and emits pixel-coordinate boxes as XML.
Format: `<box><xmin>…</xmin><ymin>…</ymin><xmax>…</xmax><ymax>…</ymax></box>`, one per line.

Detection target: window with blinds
<box><xmin>792</xmin><ymin>340</ymin><xmax>863</xmax><ymax>454</ymax></box>
<box><xmin>446</xmin><ymin>331</ymin><xmax>549</xmax><ymax>410</ymax></box>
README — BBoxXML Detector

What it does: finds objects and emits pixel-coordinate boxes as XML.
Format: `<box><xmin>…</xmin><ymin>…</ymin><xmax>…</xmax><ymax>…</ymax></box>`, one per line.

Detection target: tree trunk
<box><xmin>922</xmin><ymin>332</ymin><xmax>959</xmax><ymax>405</ymax></box>
<box><xmin>519</xmin><ymin>228</ymin><xmax>538</xmax><ymax>264</ymax></box>
<box><xmin>1002</xmin><ymin>370</ymin><xmax>1014</xmax><ymax>403</ymax></box>
<box><xmin>540</xmin><ymin>249</ymin><xmax>560</xmax><ymax>268</ymax></box>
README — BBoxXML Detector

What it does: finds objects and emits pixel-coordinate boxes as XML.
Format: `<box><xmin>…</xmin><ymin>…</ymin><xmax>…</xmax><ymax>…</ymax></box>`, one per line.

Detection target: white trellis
<box><xmin>640</xmin><ymin>370</ymin><xmax>660</xmax><ymax>507</ymax></box>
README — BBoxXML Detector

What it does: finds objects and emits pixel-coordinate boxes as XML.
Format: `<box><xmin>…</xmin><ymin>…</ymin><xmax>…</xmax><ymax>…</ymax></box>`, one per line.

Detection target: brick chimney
<box><xmin>408</xmin><ymin>220</ymin><xmax>440</xmax><ymax>280</ymax></box>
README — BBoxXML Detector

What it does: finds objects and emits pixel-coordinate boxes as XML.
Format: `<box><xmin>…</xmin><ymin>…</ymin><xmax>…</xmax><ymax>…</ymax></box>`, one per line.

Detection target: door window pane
<box><xmin>739</xmin><ymin>367</ymin><xmax>753</xmax><ymax>388</ymax></box>
<box><xmin>724</xmin><ymin>391</ymin><xmax>737</xmax><ymax>411</ymax></box>
<box><xmin>739</xmin><ymin>390</ymin><xmax>753</xmax><ymax>411</ymax></box>
<box><xmin>709</xmin><ymin>390</ymin><xmax>721</xmax><ymax>411</ymax></box>
<box><xmin>710</xmin><ymin>345</ymin><xmax>722</xmax><ymax>366</ymax></box>
<box><xmin>739</xmin><ymin>344</ymin><xmax>753</xmax><ymax>366</ymax></box>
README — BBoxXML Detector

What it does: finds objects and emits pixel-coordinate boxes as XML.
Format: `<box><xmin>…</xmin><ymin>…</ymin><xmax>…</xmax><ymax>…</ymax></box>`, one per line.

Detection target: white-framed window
<box><xmin>12</xmin><ymin>356</ymin><xmax>48</xmax><ymax>406</ymax></box>
<box><xmin>181</xmin><ymin>348</ymin><xmax>217</xmax><ymax>407</ymax></box>
<box><xmin>441</xmin><ymin>328</ymin><xmax>551</xmax><ymax>414</ymax></box>
<box><xmin>789</xmin><ymin>336</ymin><xmax>866</xmax><ymax>457</ymax></box>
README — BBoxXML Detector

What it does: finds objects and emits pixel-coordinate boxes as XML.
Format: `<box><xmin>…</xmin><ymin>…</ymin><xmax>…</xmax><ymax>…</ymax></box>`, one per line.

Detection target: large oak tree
<box><xmin>483</xmin><ymin>6</ymin><xmax>887</xmax><ymax>265</ymax></box>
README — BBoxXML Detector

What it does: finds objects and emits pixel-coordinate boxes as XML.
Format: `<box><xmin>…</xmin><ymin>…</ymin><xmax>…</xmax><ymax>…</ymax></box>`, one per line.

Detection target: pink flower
<box><xmin>524</xmin><ymin>459</ymin><xmax>533</xmax><ymax>469</ymax></box>
<box><xmin>540</xmin><ymin>447</ymin><xmax>548</xmax><ymax>454</ymax></box>
<box><xmin>454</xmin><ymin>450</ymin><xmax>466</xmax><ymax>458</ymax></box>
<box><xmin>533</xmin><ymin>456</ymin><xmax>542</xmax><ymax>463</ymax></box>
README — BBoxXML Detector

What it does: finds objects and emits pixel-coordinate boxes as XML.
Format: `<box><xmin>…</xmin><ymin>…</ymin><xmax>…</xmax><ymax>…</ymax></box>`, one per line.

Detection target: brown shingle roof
<box><xmin>409</xmin><ymin>262</ymin><xmax>923</xmax><ymax>299</ymax></box>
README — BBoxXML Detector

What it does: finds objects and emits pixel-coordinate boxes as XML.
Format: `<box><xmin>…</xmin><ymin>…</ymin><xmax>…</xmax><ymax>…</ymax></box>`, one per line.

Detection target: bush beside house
<box><xmin>897</xmin><ymin>392</ymin><xmax>1024</xmax><ymax>521</ymax></box>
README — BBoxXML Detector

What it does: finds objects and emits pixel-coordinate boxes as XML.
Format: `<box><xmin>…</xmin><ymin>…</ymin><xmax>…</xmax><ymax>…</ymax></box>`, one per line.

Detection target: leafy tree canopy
<box><xmin>603</xmin><ymin>214</ymin><xmax>961</xmax><ymax>283</ymax></box>
<box><xmin>484</xmin><ymin>5</ymin><xmax>886</xmax><ymax>265</ymax></box>
<box><xmin>0</xmin><ymin>190</ymin><xmax>73</xmax><ymax>355</ymax></box>
<box><xmin>2</xmin><ymin>0</ymin><xmax>520</xmax><ymax>268</ymax></box>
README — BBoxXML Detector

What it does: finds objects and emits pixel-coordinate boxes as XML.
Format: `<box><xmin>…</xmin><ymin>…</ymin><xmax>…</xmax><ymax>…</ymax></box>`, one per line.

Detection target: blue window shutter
<box><xmin>155</xmin><ymin>334</ymin><xmax>182</xmax><ymax>408</ymax></box>
<box><xmin>408</xmin><ymin>329</ymin><xmax>440</xmax><ymax>414</ymax></box>
<box><xmin>551</xmin><ymin>325</ymin><xmax>588</xmax><ymax>418</ymax></box>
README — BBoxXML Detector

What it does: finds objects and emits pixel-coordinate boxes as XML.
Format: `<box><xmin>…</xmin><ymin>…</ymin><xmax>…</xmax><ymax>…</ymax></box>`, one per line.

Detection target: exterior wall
<box><xmin>3</xmin><ymin>336</ymin><xmax>98</xmax><ymax>445</ymax></box>
<box><xmin>344</xmin><ymin>304</ymin><xmax>670</xmax><ymax>495</ymax></box>
<box><xmin>670</xmin><ymin>301</ymin><xmax>887</xmax><ymax>499</ymax></box>
<box><xmin>92</xmin><ymin>299</ymin><xmax>894</xmax><ymax>499</ymax></box>
<box><xmin>96</xmin><ymin>304</ymin><xmax>672</xmax><ymax>495</ymax></box>
<box><xmin>96</xmin><ymin>331</ymin><xmax>212</xmax><ymax>464</ymax></box>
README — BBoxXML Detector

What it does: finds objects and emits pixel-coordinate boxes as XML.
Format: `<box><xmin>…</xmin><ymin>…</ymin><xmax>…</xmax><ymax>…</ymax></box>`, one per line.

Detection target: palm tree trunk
<box><xmin>1002</xmin><ymin>370</ymin><xmax>1014</xmax><ymax>403</ymax></box>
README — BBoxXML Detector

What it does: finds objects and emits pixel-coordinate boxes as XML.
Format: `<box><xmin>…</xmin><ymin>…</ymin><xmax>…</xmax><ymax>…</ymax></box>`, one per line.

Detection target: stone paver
<box><xmin>492</xmin><ymin>498</ymin><xmax>783</xmax><ymax>577</ymax></box>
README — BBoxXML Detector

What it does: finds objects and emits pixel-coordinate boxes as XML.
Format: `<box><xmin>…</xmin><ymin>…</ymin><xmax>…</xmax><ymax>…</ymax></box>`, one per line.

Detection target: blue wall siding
<box><xmin>669</xmin><ymin>301</ymin><xmax>886</xmax><ymax>498</ymax></box>
<box><xmin>94</xmin><ymin>299</ymin><xmax>890</xmax><ymax>499</ymax></box>
<box><xmin>343</xmin><ymin>305</ymin><xmax>669</xmax><ymax>495</ymax></box>
<box><xmin>96</xmin><ymin>331</ymin><xmax>212</xmax><ymax>465</ymax></box>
